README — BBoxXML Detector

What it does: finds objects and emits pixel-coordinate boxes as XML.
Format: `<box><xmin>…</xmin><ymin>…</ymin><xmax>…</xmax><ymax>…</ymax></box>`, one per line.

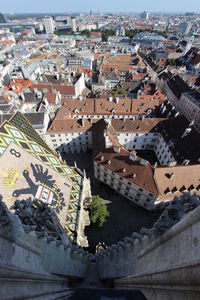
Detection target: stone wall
<box><xmin>97</xmin><ymin>193</ymin><xmax>200</xmax><ymax>299</ymax></box>
<box><xmin>0</xmin><ymin>198</ymin><xmax>91</xmax><ymax>299</ymax></box>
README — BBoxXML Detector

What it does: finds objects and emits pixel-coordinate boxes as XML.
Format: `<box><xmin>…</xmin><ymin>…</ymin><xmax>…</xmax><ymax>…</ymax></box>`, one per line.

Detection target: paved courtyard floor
<box><xmin>65</xmin><ymin>151</ymin><xmax>161</xmax><ymax>253</ymax></box>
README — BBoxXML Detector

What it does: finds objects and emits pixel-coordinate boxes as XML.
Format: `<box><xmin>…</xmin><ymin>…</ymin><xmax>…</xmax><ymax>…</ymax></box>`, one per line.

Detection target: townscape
<box><xmin>0</xmin><ymin>5</ymin><xmax>200</xmax><ymax>300</ymax></box>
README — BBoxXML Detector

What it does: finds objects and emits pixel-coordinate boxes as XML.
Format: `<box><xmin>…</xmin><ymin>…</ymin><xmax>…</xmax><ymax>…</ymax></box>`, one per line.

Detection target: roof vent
<box><xmin>114</xmin><ymin>146</ymin><xmax>120</xmax><ymax>153</ymax></box>
<box><xmin>182</xmin><ymin>127</ymin><xmax>192</xmax><ymax>138</ymax></box>
<box><xmin>164</xmin><ymin>187</ymin><xmax>171</xmax><ymax>195</ymax></box>
<box><xmin>188</xmin><ymin>184</ymin><xmax>195</xmax><ymax>191</ymax></box>
<box><xmin>180</xmin><ymin>185</ymin><xmax>187</xmax><ymax>192</ymax></box>
<box><xmin>172</xmin><ymin>186</ymin><xmax>178</xmax><ymax>193</ymax></box>
<box><xmin>183</xmin><ymin>159</ymin><xmax>190</xmax><ymax>166</ymax></box>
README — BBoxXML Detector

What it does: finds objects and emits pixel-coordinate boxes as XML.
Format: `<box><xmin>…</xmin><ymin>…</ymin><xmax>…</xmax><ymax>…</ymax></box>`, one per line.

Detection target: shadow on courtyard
<box><xmin>65</xmin><ymin>150</ymin><xmax>161</xmax><ymax>253</ymax></box>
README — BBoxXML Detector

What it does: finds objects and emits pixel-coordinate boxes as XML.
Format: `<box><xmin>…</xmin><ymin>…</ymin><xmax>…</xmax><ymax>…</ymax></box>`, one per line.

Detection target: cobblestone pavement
<box><xmin>65</xmin><ymin>151</ymin><xmax>161</xmax><ymax>253</ymax></box>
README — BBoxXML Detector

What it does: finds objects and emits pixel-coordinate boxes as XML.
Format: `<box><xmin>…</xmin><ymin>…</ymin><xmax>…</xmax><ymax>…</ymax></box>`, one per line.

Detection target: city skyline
<box><xmin>2</xmin><ymin>0</ymin><xmax>200</xmax><ymax>14</ymax></box>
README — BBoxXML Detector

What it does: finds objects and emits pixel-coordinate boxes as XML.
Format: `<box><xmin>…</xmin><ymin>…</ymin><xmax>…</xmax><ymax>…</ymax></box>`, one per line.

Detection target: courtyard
<box><xmin>65</xmin><ymin>151</ymin><xmax>161</xmax><ymax>253</ymax></box>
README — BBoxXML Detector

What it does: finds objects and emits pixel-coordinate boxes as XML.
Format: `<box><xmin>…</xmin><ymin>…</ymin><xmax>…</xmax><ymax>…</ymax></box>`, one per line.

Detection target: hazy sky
<box><xmin>2</xmin><ymin>0</ymin><xmax>200</xmax><ymax>14</ymax></box>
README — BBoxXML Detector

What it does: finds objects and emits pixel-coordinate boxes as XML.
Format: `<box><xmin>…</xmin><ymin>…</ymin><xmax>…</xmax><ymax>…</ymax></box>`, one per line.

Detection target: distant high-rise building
<box><xmin>115</xmin><ymin>25</ymin><xmax>125</xmax><ymax>37</ymax></box>
<box><xmin>90</xmin><ymin>10</ymin><xmax>92</xmax><ymax>16</ymax></box>
<box><xmin>0</xmin><ymin>12</ymin><xmax>7</xmax><ymax>24</ymax></box>
<box><xmin>43</xmin><ymin>17</ymin><xmax>55</xmax><ymax>34</ymax></box>
<box><xmin>178</xmin><ymin>21</ymin><xmax>192</xmax><ymax>35</ymax></box>
<box><xmin>71</xmin><ymin>17</ymin><xmax>77</xmax><ymax>32</ymax></box>
<box><xmin>140</xmin><ymin>11</ymin><xmax>149</xmax><ymax>20</ymax></box>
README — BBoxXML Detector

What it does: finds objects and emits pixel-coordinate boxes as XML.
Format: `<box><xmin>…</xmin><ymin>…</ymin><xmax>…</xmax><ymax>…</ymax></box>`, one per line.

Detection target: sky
<box><xmin>1</xmin><ymin>0</ymin><xmax>200</xmax><ymax>14</ymax></box>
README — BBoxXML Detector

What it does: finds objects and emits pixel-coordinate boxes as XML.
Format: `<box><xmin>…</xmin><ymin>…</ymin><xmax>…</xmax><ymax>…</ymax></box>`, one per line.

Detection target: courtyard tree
<box><xmin>89</xmin><ymin>195</ymin><xmax>109</xmax><ymax>227</ymax></box>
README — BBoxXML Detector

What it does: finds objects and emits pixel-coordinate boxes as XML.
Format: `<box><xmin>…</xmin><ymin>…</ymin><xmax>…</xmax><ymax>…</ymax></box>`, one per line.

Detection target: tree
<box><xmin>81</xmin><ymin>29</ymin><xmax>91</xmax><ymax>38</ymax></box>
<box><xmin>89</xmin><ymin>195</ymin><xmax>109</xmax><ymax>227</ymax></box>
<box><xmin>101</xmin><ymin>29</ymin><xmax>115</xmax><ymax>42</ymax></box>
<box><xmin>125</xmin><ymin>29</ymin><xmax>137</xmax><ymax>39</ymax></box>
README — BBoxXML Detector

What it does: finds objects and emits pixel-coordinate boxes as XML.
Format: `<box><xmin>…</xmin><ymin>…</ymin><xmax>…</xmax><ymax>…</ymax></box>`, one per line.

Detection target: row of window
<box><xmin>50</xmin><ymin>132</ymin><xmax>90</xmax><ymax>138</ymax></box>
<box><xmin>95</xmin><ymin>168</ymin><xmax>154</xmax><ymax>198</ymax></box>
<box><xmin>96</xmin><ymin>173</ymin><xmax>152</xmax><ymax>207</ymax></box>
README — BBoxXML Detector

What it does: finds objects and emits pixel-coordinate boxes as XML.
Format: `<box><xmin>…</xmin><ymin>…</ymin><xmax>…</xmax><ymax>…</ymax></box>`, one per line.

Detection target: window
<box><xmin>139</xmin><ymin>188</ymin><xmax>143</xmax><ymax>192</ymax></box>
<box><xmin>51</xmin><ymin>134</ymin><xmax>55</xmax><ymax>137</ymax></box>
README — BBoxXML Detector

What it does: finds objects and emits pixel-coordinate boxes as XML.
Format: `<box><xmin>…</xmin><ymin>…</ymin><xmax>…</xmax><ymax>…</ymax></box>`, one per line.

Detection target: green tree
<box><xmin>101</xmin><ymin>29</ymin><xmax>115</xmax><ymax>42</ymax></box>
<box><xmin>81</xmin><ymin>29</ymin><xmax>91</xmax><ymax>38</ymax></box>
<box><xmin>125</xmin><ymin>29</ymin><xmax>137</xmax><ymax>39</ymax></box>
<box><xmin>89</xmin><ymin>195</ymin><xmax>110</xmax><ymax>227</ymax></box>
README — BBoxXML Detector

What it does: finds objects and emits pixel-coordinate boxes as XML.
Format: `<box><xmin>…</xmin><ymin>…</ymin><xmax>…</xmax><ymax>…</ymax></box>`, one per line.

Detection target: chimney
<box><xmin>189</xmin><ymin>120</ymin><xmax>194</xmax><ymax>127</ymax></box>
<box><xmin>153</xmin><ymin>162</ymin><xmax>158</xmax><ymax>169</ymax></box>
<box><xmin>169</xmin><ymin>161</ymin><xmax>177</xmax><ymax>167</ymax></box>
<box><xmin>175</xmin><ymin>112</ymin><xmax>179</xmax><ymax>117</ymax></box>
<box><xmin>115</xmin><ymin>97</ymin><xmax>119</xmax><ymax>104</ymax></box>
<box><xmin>140</xmin><ymin>159</ymin><xmax>148</xmax><ymax>166</ymax></box>
<box><xmin>129</xmin><ymin>152</ymin><xmax>137</xmax><ymax>161</ymax></box>
<box><xmin>109</xmin><ymin>96</ymin><xmax>113</xmax><ymax>102</ymax></box>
